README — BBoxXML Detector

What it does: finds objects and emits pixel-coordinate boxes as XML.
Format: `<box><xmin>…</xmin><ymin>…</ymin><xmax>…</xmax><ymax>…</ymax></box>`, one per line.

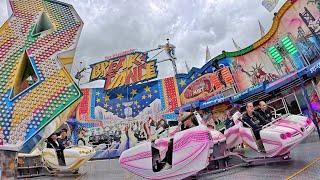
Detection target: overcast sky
<box><xmin>0</xmin><ymin>0</ymin><xmax>286</xmax><ymax>86</ymax></box>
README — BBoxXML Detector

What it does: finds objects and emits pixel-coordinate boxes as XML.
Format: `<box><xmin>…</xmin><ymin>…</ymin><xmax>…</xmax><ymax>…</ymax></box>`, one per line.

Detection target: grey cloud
<box><xmin>0</xmin><ymin>1</ymin><xmax>7</xmax><ymax>26</ymax></box>
<box><xmin>0</xmin><ymin>0</ymin><xmax>286</xmax><ymax>84</ymax></box>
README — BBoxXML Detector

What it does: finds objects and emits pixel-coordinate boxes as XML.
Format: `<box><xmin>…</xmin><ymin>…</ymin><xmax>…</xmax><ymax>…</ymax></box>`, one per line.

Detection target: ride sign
<box><xmin>89</xmin><ymin>51</ymin><xmax>158</xmax><ymax>90</ymax></box>
<box><xmin>307</xmin><ymin>60</ymin><xmax>320</xmax><ymax>78</ymax></box>
<box><xmin>180</xmin><ymin>67</ymin><xmax>235</xmax><ymax>104</ymax></box>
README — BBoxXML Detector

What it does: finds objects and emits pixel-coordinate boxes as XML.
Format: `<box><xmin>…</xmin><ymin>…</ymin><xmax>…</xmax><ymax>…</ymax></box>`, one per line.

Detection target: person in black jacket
<box><xmin>256</xmin><ymin>101</ymin><xmax>273</xmax><ymax>123</ymax></box>
<box><xmin>224</xmin><ymin>110</ymin><xmax>234</xmax><ymax>130</ymax></box>
<box><xmin>47</xmin><ymin>133</ymin><xmax>66</xmax><ymax>166</ymax></box>
<box><xmin>242</xmin><ymin>102</ymin><xmax>269</xmax><ymax>140</ymax></box>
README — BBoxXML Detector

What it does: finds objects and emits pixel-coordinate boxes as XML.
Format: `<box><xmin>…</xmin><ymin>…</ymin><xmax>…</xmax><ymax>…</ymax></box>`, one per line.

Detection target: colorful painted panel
<box><xmin>0</xmin><ymin>0</ymin><xmax>83</xmax><ymax>152</ymax></box>
<box><xmin>89</xmin><ymin>51</ymin><xmax>158</xmax><ymax>90</ymax></box>
<box><xmin>76</xmin><ymin>77</ymin><xmax>181</xmax><ymax>158</ymax></box>
<box><xmin>74</xmin><ymin>0</ymin><xmax>320</xmax><ymax>159</ymax></box>
<box><xmin>213</xmin><ymin>0</ymin><xmax>320</xmax><ymax>91</ymax></box>
<box><xmin>178</xmin><ymin>67</ymin><xmax>236</xmax><ymax>104</ymax></box>
<box><xmin>78</xmin><ymin>78</ymin><xmax>180</xmax><ymax>122</ymax></box>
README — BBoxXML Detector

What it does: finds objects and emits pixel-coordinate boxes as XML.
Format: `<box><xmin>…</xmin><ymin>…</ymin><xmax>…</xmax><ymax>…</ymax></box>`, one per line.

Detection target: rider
<box><xmin>58</xmin><ymin>128</ymin><xmax>71</xmax><ymax>148</ymax></box>
<box><xmin>256</xmin><ymin>101</ymin><xmax>273</xmax><ymax>123</ymax></box>
<box><xmin>242</xmin><ymin>102</ymin><xmax>269</xmax><ymax>140</ymax></box>
<box><xmin>169</xmin><ymin>112</ymin><xmax>195</xmax><ymax>136</ymax></box>
<box><xmin>181</xmin><ymin>116</ymin><xmax>198</xmax><ymax>130</ymax></box>
<box><xmin>143</xmin><ymin>117</ymin><xmax>157</xmax><ymax>140</ymax></box>
<box><xmin>77</xmin><ymin>128</ymin><xmax>87</xmax><ymax>146</ymax></box>
<box><xmin>156</xmin><ymin>119</ymin><xmax>169</xmax><ymax>138</ymax></box>
<box><xmin>47</xmin><ymin>133</ymin><xmax>66</xmax><ymax>166</ymax></box>
<box><xmin>224</xmin><ymin>110</ymin><xmax>234</xmax><ymax>130</ymax></box>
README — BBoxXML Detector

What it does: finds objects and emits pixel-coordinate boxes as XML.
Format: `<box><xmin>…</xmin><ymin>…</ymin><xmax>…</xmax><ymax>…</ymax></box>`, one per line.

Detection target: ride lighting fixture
<box><xmin>267</xmin><ymin>45</ymin><xmax>283</xmax><ymax>64</ymax></box>
<box><xmin>280</xmin><ymin>132</ymin><xmax>292</xmax><ymax>140</ymax></box>
<box><xmin>306</xmin><ymin>119</ymin><xmax>312</xmax><ymax>125</ymax></box>
<box><xmin>281</xmin><ymin>35</ymin><xmax>298</xmax><ymax>55</ymax></box>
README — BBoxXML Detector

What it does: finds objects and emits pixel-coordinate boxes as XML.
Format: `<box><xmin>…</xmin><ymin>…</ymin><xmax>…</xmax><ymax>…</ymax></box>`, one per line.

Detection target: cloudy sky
<box><xmin>0</xmin><ymin>0</ymin><xmax>286</xmax><ymax>86</ymax></box>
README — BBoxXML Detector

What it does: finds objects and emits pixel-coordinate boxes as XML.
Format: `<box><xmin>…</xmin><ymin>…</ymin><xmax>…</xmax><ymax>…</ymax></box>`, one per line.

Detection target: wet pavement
<box><xmin>34</xmin><ymin>131</ymin><xmax>320</xmax><ymax>180</ymax></box>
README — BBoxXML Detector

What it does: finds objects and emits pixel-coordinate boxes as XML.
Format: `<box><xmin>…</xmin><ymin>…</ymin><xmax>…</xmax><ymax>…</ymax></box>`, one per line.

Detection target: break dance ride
<box><xmin>42</xmin><ymin>146</ymin><xmax>95</xmax><ymax>173</ymax></box>
<box><xmin>119</xmin><ymin>111</ymin><xmax>315</xmax><ymax>179</ymax></box>
<box><xmin>17</xmin><ymin>145</ymin><xmax>95</xmax><ymax>177</ymax></box>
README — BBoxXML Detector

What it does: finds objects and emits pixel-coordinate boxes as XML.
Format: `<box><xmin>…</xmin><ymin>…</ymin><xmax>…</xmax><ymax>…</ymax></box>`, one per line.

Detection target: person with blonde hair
<box><xmin>169</xmin><ymin>112</ymin><xmax>195</xmax><ymax>136</ymax></box>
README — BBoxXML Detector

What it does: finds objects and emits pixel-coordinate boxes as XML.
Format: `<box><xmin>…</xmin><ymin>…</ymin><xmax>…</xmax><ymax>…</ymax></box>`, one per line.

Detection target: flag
<box><xmin>232</xmin><ymin>38</ymin><xmax>241</xmax><ymax>50</ymax></box>
<box><xmin>258</xmin><ymin>20</ymin><xmax>265</xmax><ymax>37</ymax></box>
<box><xmin>185</xmin><ymin>61</ymin><xmax>190</xmax><ymax>72</ymax></box>
<box><xmin>262</xmin><ymin>0</ymin><xmax>279</xmax><ymax>12</ymax></box>
<box><xmin>205</xmin><ymin>46</ymin><xmax>211</xmax><ymax>63</ymax></box>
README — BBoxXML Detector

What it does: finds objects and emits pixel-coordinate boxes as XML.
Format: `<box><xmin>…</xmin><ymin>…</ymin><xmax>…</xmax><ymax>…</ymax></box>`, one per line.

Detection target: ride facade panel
<box><xmin>76</xmin><ymin>0</ymin><xmax>320</xmax><ymax>159</ymax></box>
<box><xmin>0</xmin><ymin>0</ymin><xmax>83</xmax><ymax>155</ymax></box>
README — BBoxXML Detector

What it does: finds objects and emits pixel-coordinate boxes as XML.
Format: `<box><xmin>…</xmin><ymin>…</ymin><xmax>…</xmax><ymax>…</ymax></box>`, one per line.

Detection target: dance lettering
<box><xmin>90</xmin><ymin>52</ymin><xmax>158</xmax><ymax>90</ymax></box>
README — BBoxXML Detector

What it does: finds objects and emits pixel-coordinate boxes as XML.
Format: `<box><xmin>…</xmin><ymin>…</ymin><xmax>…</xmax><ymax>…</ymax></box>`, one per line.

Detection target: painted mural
<box><xmin>214</xmin><ymin>0</ymin><xmax>320</xmax><ymax>91</ymax></box>
<box><xmin>76</xmin><ymin>76</ymin><xmax>180</xmax><ymax>159</ymax></box>
<box><xmin>74</xmin><ymin>0</ymin><xmax>320</xmax><ymax>159</ymax></box>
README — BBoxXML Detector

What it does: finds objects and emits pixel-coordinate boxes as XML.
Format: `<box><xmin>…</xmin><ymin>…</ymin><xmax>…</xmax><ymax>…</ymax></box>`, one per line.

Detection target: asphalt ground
<box><xmin>33</xmin><ymin>131</ymin><xmax>320</xmax><ymax>180</ymax></box>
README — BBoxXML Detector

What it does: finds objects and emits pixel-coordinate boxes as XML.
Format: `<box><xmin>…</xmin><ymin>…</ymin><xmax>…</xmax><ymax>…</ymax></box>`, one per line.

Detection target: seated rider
<box><xmin>169</xmin><ymin>112</ymin><xmax>195</xmax><ymax>136</ymax></box>
<box><xmin>256</xmin><ymin>101</ymin><xmax>273</xmax><ymax>123</ymax></box>
<box><xmin>224</xmin><ymin>110</ymin><xmax>234</xmax><ymax>130</ymax></box>
<box><xmin>47</xmin><ymin>133</ymin><xmax>66</xmax><ymax>166</ymax></box>
<box><xmin>242</xmin><ymin>102</ymin><xmax>269</xmax><ymax>140</ymax></box>
<box><xmin>181</xmin><ymin>115</ymin><xmax>198</xmax><ymax>131</ymax></box>
<box><xmin>58</xmin><ymin>128</ymin><xmax>71</xmax><ymax>148</ymax></box>
<box><xmin>143</xmin><ymin>117</ymin><xmax>157</xmax><ymax>140</ymax></box>
<box><xmin>156</xmin><ymin>119</ymin><xmax>170</xmax><ymax>138</ymax></box>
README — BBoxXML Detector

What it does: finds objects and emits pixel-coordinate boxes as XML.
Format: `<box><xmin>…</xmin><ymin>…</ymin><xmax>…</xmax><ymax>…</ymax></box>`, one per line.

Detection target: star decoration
<box><xmin>104</xmin><ymin>103</ymin><xmax>108</xmax><ymax>108</ymax></box>
<box><xmin>116</xmin><ymin>103</ymin><xmax>121</xmax><ymax>108</ymax></box>
<box><xmin>96</xmin><ymin>98</ymin><xmax>101</xmax><ymax>103</ymax></box>
<box><xmin>96</xmin><ymin>92</ymin><xmax>100</xmax><ymax>96</ymax></box>
<box><xmin>104</xmin><ymin>95</ymin><xmax>110</xmax><ymax>102</ymax></box>
<box><xmin>142</xmin><ymin>95</ymin><xmax>146</xmax><ymax>100</ymax></box>
<box><xmin>117</xmin><ymin>93</ymin><xmax>124</xmax><ymax>100</ymax></box>
<box><xmin>134</xmin><ymin>101</ymin><xmax>139</xmax><ymax>105</ymax></box>
<box><xmin>191</xmin><ymin>75</ymin><xmax>195</xmax><ymax>80</ymax></box>
<box><xmin>144</xmin><ymin>86</ymin><xmax>151</xmax><ymax>92</ymax></box>
<box><xmin>130</xmin><ymin>89</ymin><xmax>138</xmax><ymax>96</ymax></box>
<box><xmin>179</xmin><ymin>80</ymin><xmax>186</xmax><ymax>87</ymax></box>
<box><xmin>154</xmin><ymin>90</ymin><xmax>158</xmax><ymax>93</ymax></box>
<box><xmin>148</xmin><ymin>94</ymin><xmax>152</xmax><ymax>98</ymax></box>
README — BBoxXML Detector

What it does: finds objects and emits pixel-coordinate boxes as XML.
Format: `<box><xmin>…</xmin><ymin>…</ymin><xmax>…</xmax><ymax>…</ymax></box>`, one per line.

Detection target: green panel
<box><xmin>267</xmin><ymin>46</ymin><xmax>283</xmax><ymax>64</ymax></box>
<box><xmin>281</xmin><ymin>35</ymin><xmax>298</xmax><ymax>55</ymax></box>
